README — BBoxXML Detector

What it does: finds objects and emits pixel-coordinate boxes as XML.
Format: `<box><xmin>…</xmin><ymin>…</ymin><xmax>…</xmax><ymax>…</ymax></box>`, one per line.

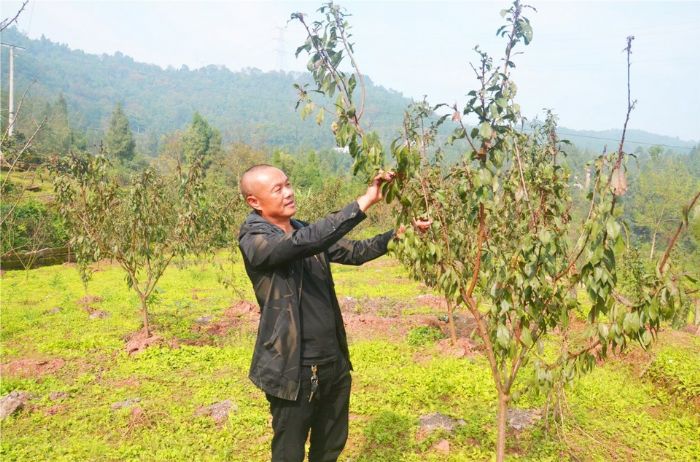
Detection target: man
<box><xmin>238</xmin><ymin>164</ymin><xmax>425</xmax><ymax>461</ymax></box>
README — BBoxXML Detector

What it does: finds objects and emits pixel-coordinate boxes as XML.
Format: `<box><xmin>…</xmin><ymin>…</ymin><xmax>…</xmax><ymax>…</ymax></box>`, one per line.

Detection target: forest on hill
<box><xmin>0</xmin><ymin>27</ymin><xmax>410</xmax><ymax>155</ymax></box>
<box><xmin>1</xmin><ymin>26</ymin><xmax>696</xmax><ymax>159</ymax></box>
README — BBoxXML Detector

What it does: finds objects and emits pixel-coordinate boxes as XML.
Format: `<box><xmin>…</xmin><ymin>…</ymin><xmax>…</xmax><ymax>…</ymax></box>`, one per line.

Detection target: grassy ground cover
<box><xmin>1</xmin><ymin>255</ymin><xmax>698</xmax><ymax>461</ymax></box>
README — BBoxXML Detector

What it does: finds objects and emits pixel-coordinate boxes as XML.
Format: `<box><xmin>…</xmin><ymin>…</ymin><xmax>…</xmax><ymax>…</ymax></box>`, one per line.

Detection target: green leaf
<box><xmin>497</xmin><ymin>324</ymin><xmax>511</xmax><ymax>349</ymax></box>
<box><xmin>623</xmin><ymin>312</ymin><xmax>641</xmax><ymax>334</ymax></box>
<box><xmin>606</xmin><ymin>218</ymin><xmax>621</xmax><ymax>239</ymax></box>
<box><xmin>315</xmin><ymin>107</ymin><xmax>325</xmax><ymax>126</ymax></box>
<box><xmin>520</xmin><ymin>326</ymin><xmax>533</xmax><ymax>347</ymax></box>
<box><xmin>479</xmin><ymin>122</ymin><xmax>493</xmax><ymax>139</ymax></box>
<box><xmin>598</xmin><ymin>323</ymin><xmax>609</xmax><ymax>340</ymax></box>
<box><xmin>300</xmin><ymin>102</ymin><xmax>314</xmax><ymax>120</ymax></box>
<box><xmin>518</xmin><ymin>19</ymin><xmax>533</xmax><ymax>45</ymax></box>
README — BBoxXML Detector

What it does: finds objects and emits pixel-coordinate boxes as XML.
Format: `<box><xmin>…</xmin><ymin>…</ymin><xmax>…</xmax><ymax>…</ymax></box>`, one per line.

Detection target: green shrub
<box><xmin>407</xmin><ymin>325</ymin><xmax>444</xmax><ymax>346</ymax></box>
<box><xmin>359</xmin><ymin>411</ymin><xmax>415</xmax><ymax>461</ymax></box>
<box><xmin>646</xmin><ymin>347</ymin><xmax>700</xmax><ymax>400</ymax></box>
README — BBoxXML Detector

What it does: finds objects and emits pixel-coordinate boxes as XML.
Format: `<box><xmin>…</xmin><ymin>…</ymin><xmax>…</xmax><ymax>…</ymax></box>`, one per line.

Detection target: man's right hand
<box><xmin>357</xmin><ymin>171</ymin><xmax>396</xmax><ymax>212</ymax></box>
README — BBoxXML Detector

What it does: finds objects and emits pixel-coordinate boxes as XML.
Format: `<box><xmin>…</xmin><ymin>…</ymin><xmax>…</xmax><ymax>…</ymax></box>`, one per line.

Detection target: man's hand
<box><xmin>357</xmin><ymin>171</ymin><xmax>396</xmax><ymax>212</ymax></box>
<box><xmin>396</xmin><ymin>217</ymin><xmax>433</xmax><ymax>238</ymax></box>
<box><xmin>412</xmin><ymin>217</ymin><xmax>432</xmax><ymax>233</ymax></box>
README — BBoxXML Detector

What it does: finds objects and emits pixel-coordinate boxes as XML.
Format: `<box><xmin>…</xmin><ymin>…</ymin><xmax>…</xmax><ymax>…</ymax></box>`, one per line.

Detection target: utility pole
<box><xmin>8</xmin><ymin>44</ymin><xmax>15</xmax><ymax>136</ymax></box>
<box><xmin>1</xmin><ymin>42</ymin><xmax>25</xmax><ymax>137</ymax></box>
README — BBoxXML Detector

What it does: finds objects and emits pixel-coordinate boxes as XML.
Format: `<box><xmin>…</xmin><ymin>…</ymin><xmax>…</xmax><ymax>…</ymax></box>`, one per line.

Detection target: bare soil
<box><xmin>1</xmin><ymin>358</ymin><xmax>65</xmax><ymax>378</ymax></box>
<box><xmin>124</xmin><ymin>330</ymin><xmax>162</xmax><ymax>355</ymax></box>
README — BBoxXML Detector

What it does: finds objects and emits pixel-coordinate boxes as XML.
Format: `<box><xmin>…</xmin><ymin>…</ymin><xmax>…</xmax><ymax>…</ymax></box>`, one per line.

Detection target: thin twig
<box><xmin>0</xmin><ymin>0</ymin><xmax>28</xmax><ymax>32</ymax></box>
<box><xmin>657</xmin><ymin>190</ymin><xmax>700</xmax><ymax>274</ymax></box>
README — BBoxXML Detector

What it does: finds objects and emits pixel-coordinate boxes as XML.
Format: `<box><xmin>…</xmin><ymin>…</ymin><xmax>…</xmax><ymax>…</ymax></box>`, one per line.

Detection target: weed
<box><xmin>407</xmin><ymin>326</ymin><xmax>444</xmax><ymax>346</ymax></box>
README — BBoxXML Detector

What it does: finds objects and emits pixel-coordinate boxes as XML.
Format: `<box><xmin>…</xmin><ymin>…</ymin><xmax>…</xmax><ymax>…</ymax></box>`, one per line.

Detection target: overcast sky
<box><xmin>3</xmin><ymin>0</ymin><xmax>699</xmax><ymax>141</ymax></box>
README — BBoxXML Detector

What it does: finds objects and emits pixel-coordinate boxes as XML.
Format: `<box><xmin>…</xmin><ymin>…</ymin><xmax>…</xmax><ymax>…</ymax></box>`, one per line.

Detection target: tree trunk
<box><xmin>446</xmin><ymin>299</ymin><xmax>457</xmax><ymax>344</ymax></box>
<box><xmin>139</xmin><ymin>293</ymin><xmax>150</xmax><ymax>337</ymax></box>
<box><xmin>694</xmin><ymin>298</ymin><xmax>700</xmax><ymax>333</ymax></box>
<box><xmin>649</xmin><ymin>230</ymin><xmax>657</xmax><ymax>260</ymax></box>
<box><xmin>496</xmin><ymin>391</ymin><xmax>509</xmax><ymax>462</ymax></box>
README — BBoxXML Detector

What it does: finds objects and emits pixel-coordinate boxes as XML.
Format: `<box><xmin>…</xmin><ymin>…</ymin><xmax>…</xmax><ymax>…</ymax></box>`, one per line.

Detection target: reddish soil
<box><xmin>124</xmin><ymin>406</ymin><xmax>155</xmax><ymax>435</ymax></box>
<box><xmin>342</xmin><ymin>312</ymin><xmax>413</xmax><ymax>342</ymax></box>
<box><xmin>681</xmin><ymin>324</ymin><xmax>700</xmax><ymax>336</ymax></box>
<box><xmin>109</xmin><ymin>377</ymin><xmax>141</xmax><ymax>388</ymax></box>
<box><xmin>78</xmin><ymin>295</ymin><xmax>103</xmax><ymax>305</ymax></box>
<box><xmin>124</xmin><ymin>330</ymin><xmax>162</xmax><ymax>355</ymax></box>
<box><xmin>45</xmin><ymin>404</ymin><xmax>68</xmax><ymax>416</ymax></box>
<box><xmin>415</xmin><ymin>294</ymin><xmax>448</xmax><ymax>310</ymax></box>
<box><xmin>435</xmin><ymin>337</ymin><xmax>479</xmax><ymax>358</ymax></box>
<box><xmin>613</xmin><ymin>346</ymin><xmax>654</xmax><ymax>375</ymax></box>
<box><xmin>1</xmin><ymin>358</ymin><xmax>65</xmax><ymax>378</ymax></box>
<box><xmin>193</xmin><ymin>297</ymin><xmax>471</xmax><ymax>345</ymax></box>
<box><xmin>77</xmin><ymin>294</ymin><xmax>104</xmax><ymax>315</ymax></box>
<box><xmin>192</xmin><ymin>301</ymin><xmax>260</xmax><ymax>338</ymax></box>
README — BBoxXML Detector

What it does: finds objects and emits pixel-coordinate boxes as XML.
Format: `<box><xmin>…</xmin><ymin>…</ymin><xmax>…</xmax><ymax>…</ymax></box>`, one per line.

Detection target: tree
<box><xmin>629</xmin><ymin>150</ymin><xmax>696</xmax><ymax>259</ymax></box>
<box><xmin>31</xmin><ymin>95</ymin><xmax>87</xmax><ymax>160</ymax></box>
<box><xmin>183</xmin><ymin>112</ymin><xmax>222</xmax><ymax>169</ymax></box>
<box><xmin>208</xmin><ymin>142</ymin><xmax>269</xmax><ymax>188</ymax></box>
<box><xmin>51</xmin><ymin>147</ymin><xmax>236</xmax><ymax>337</ymax></box>
<box><xmin>292</xmin><ymin>3</ymin><xmax>698</xmax><ymax>460</ymax></box>
<box><xmin>105</xmin><ymin>103</ymin><xmax>136</xmax><ymax>163</ymax></box>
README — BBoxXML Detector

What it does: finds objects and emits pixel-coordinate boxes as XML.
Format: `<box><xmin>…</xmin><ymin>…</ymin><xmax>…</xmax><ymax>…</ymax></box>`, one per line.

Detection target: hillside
<box><xmin>0</xmin><ymin>27</ymin><xmax>410</xmax><ymax>154</ymax></box>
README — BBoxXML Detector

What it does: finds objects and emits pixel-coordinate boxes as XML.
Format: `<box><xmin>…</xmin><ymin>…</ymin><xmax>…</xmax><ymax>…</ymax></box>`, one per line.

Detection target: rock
<box><xmin>47</xmin><ymin>307</ymin><xmax>62</xmax><ymax>314</ymax></box>
<box><xmin>418</xmin><ymin>412</ymin><xmax>465</xmax><ymax>434</ymax></box>
<box><xmin>431</xmin><ymin>439</ymin><xmax>450</xmax><ymax>454</ymax></box>
<box><xmin>196</xmin><ymin>400</ymin><xmax>237</xmax><ymax>424</ymax></box>
<box><xmin>49</xmin><ymin>391</ymin><xmax>69</xmax><ymax>401</ymax></box>
<box><xmin>0</xmin><ymin>391</ymin><xmax>32</xmax><ymax>419</ymax></box>
<box><xmin>195</xmin><ymin>315</ymin><xmax>213</xmax><ymax>325</ymax></box>
<box><xmin>111</xmin><ymin>397</ymin><xmax>141</xmax><ymax>410</ymax></box>
<box><xmin>507</xmin><ymin>408</ymin><xmax>542</xmax><ymax>431</ymax></box>
<box><xmin>89</xmin><ymin>310</ymin><xmax>109</xmax><ymax>319</ymax></box>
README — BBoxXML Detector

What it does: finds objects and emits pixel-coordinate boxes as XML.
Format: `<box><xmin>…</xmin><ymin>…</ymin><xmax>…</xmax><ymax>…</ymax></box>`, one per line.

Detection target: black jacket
<box><xmin>238</xmin><ymin>201</ymin><xmax>393</xmax><ymax>400</ymax></box>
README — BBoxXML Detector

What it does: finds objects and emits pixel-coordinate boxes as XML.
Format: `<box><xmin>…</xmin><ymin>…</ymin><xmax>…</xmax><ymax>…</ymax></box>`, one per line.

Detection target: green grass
<box><xmin>646</xmin><ymin>341</ymin><xmax>700</xmax><ymax>401</ymax></box>
<box><xmin>1</xmin><ymin>255</ymin><xmax>699</xmax><ymax>461</ymax></box>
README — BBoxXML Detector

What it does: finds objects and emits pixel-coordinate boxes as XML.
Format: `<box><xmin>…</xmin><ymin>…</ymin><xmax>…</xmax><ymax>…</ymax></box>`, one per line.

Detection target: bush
<box><xmin>407</xmin><ymin>325</ymin><xmax>444</xmax><ymax>346</ymax></box>
<box><xmin>1</xmin><ymin>201</ymin><xmax>68</xmax><ymax>254</ymax></box>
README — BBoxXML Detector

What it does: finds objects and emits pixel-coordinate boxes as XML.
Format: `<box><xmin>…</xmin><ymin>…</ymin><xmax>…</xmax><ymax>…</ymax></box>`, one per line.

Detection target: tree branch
<box><xmin>657</xmin><ymin>190</ymin><xmax>700</xmax><ymax>274</ymax></box>
<box><xmin>0</xmin><ymin>0</ymin><xmax>28</xmax><ymax>32</ymax></box>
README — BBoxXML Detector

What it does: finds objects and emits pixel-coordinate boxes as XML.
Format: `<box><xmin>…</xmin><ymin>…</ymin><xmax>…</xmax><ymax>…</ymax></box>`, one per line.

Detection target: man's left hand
<box><xmin>396</xmin><ymin>217</ymin><xmax>433</xmax><ymax>238</ymax></box>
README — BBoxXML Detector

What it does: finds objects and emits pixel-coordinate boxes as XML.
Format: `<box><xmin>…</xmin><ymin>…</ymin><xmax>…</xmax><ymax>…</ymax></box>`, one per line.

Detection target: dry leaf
<box><xmin>611</xmin><ymin>167</ymin><xmax>627</xmax><ymax>196</ymax></box>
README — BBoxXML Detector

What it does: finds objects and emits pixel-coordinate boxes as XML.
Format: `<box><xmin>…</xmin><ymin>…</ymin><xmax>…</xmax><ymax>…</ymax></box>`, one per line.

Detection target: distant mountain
<box><xmin>1</xmin><ymin>28</ymin><xmax>696</xmax><ymax>156</ymax></box>
<box><xmin>0</xmin><ymin>27</ymin><xmax>410</xmax><ymax>154</ymax></box>
<box><xmin>555</xmin><ymin>128</ymin><xmax>696</xmax><ymax>154</ymax></box>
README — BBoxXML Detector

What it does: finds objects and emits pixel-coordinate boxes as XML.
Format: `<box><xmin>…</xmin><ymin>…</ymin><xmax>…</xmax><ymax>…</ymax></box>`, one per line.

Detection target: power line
<box><xmin>555</xmin><ymin>131</ymin><xmax>696</xmax><ymax>151</ymax></box>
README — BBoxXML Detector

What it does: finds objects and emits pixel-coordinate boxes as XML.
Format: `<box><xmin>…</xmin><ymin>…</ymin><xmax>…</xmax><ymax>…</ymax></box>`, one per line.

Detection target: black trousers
<box><xmin>266</xmin><ymin>357</ymin><xmax>351</xmax><ymax>462</ymax></box>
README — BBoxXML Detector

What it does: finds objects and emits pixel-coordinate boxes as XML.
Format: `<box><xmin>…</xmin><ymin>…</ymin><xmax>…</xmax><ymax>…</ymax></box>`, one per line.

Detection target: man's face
<box><xmin>246</xmin><ymin>167</ymin><xmax>297</xmax><ymax>221</ymax></box>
